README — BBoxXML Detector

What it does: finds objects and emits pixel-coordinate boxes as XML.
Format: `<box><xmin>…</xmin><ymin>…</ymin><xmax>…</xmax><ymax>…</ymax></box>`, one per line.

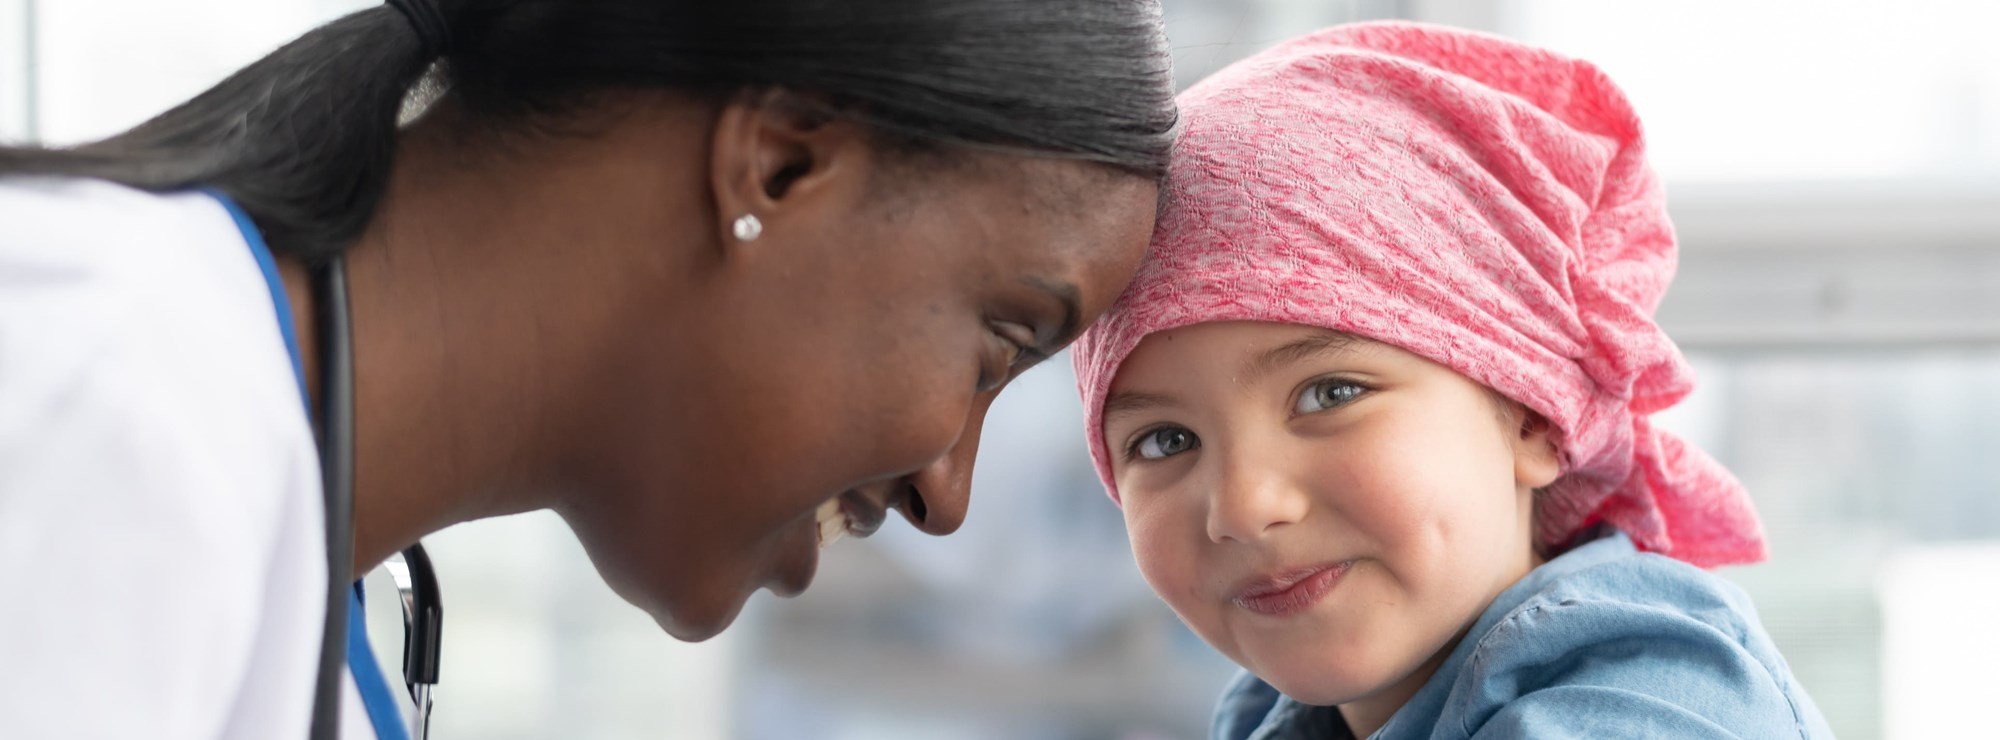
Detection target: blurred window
<box><xmin>1511</xmin><ymin>0</ymin><xmax>2000</xmax><ymax>185</ymax></box>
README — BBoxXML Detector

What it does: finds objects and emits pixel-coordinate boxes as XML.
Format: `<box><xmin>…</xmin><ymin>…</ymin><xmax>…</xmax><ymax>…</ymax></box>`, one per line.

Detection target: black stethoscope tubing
<box><xmin>306</xmin><ymin>256</ymin><xmax>442</xmax><ymax>740</ymax></box>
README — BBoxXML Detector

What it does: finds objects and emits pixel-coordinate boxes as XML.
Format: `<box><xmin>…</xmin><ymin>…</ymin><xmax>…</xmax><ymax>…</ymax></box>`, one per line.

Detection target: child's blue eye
<box><xmin>1295</xmin><ymin>379</ymin><xmax>1368</xmax><ymax>415</ymax></box>
<box><xmin>1132</xmin><ymin>426</ymin><xmax>1200</xmax><ymax>460</ymax></box>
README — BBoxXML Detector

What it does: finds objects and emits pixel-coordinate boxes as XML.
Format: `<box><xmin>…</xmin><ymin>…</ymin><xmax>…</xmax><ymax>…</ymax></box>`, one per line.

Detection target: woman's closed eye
<box><xmin>978</xmin><ymin>320</ymin><xmax>1045</xmax><ymax>392</ymax></box>
<box><xmin>1129</xmin><ymin>425</ymin><xmax>1200</xmax><ymax>461</ymax></box>
<box><xmin>1294</xmin><ymin>377</ymin><xmax>1370</xmax><ymax>415</ymax></box>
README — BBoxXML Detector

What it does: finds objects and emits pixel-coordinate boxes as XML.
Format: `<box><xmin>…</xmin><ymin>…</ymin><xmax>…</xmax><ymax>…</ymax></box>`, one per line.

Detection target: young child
<box><xmin>1071</xmin><ymin>22</ymin><xmax>1834</xmax><ymax>739</ymax></box>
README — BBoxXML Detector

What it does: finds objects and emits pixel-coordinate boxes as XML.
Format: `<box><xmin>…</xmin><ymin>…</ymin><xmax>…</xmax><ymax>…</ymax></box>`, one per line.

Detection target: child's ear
<box><xmin>1512</xmin><ymin>409</ymin><xmax>1562</xmax><ymax>490</ymax></box>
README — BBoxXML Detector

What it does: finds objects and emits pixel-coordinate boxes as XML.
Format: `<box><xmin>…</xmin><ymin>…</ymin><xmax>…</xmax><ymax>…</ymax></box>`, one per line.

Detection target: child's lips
<box><xmin>1231</xmin><ymin>561</ymin><xmax>1354</xmax><ymax>617</ymax></box>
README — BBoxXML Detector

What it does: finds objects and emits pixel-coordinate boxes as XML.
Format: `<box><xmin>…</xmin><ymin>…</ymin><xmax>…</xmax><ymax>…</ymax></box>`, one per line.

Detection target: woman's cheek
<box><xmin>851</xmin><ymin>360</ymin><xmax>978</xmax><ymax>478</ymax></box>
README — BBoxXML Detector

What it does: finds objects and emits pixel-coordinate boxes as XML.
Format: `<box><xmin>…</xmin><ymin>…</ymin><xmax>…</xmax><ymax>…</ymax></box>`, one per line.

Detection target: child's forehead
<box><xmin>1111</xmin><ymin>321</ymin><xmax>1398</xmax><ymax>386</ymax></box>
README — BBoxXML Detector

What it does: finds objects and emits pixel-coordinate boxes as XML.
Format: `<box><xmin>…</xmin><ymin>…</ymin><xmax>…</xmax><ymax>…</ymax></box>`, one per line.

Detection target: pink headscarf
<box><xmin>1073</xmin><ymin>22</ymin><xmax>1765</xmax><ymax>568</ymax></box>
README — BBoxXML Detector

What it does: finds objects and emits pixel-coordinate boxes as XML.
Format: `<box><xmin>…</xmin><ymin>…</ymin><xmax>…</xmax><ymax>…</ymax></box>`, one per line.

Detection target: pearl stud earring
<box><xmin>731</xmin><ymin>214</ymin><xmax>763</xmax><ymax>242</ymax></box>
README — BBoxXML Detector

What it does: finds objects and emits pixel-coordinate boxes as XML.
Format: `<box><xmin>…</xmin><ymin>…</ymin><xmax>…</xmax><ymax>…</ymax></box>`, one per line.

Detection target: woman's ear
<box><xmin>706</xmin><ymin>89</ymin><xmax>870</xmax><ymax>250</ymax></box>
<box><xmin>1512</xmin><ymin>408</ymin><xmax>1562</xmax><ymax>490</ymax></box>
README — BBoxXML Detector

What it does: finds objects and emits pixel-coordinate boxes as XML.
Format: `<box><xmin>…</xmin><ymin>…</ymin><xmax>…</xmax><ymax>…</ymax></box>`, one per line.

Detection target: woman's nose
<box><xmin>890</xmin><ymin>391</ymin><xmax>998</xmax><ymax>536</ymax></box>
<box><xmin>1205</xmin><ymin>447</ymin><xmax>1309</xmax><ymax>544</ymax></box>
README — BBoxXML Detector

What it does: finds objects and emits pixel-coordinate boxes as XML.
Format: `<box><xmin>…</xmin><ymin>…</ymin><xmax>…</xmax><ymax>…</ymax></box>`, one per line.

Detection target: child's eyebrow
<box><xmin>1241</xmin><ymin>330</ymin><xmax>1359</xmax><ymax>383</ymax></box>
<box><xmin>1102</xmin><ymin>390</ymin><xmax>1179</xmax><ymax>423</ymax></box>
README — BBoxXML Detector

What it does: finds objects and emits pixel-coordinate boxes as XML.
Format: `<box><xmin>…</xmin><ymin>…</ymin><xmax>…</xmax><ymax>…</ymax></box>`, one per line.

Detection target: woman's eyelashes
<box><xmin>977</xmin><ymin>321</ymin><xmax>1047</xmax><ymax>392</ymax></box>
<box><xmin>1130</xmin><ymin>425</ymin><xmax>1200</xmax><ymax>461</ymax></box>
<box><xmin>1294</xmin><ymin>377</ymin><xmax>1370</xmax><ymax>415</ymax></box>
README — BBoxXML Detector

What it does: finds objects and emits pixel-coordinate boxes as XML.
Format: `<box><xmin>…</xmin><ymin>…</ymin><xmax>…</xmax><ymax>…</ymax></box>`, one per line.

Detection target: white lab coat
<box><xmin>0</xmin><ymin>177</ymin><xmax>386</xmax><ymax>738</ymax></box>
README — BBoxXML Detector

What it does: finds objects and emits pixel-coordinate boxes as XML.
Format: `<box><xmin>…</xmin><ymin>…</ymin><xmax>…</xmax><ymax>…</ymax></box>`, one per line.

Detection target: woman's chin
<box><xmin>646</xmin><ymin>593</ymin><xmax>749</xmax><ymax>643</ymax></box>
<box><xmin>600</xmin><ymin>561</ymin><xmax>760</xmax><ymax>643</ymax></box>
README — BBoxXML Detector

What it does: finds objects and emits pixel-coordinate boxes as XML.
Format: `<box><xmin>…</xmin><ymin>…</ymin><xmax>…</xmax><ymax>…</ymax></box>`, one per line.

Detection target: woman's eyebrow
<box><xmin>1241</xmin><ymin>331</ymin><xmax>1358</xmax><ymax>383</ymax></box>
<box><xmin>1102</xmin><ymin>390</ymin><xmax>1178</xmax><ymax>422</ymax></box>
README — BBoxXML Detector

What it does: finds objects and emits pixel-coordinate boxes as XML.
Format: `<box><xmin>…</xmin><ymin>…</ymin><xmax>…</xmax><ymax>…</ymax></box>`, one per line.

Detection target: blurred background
<box><xmin>4</xmin><ymin>0</ymin><xmax>1996</xmax><ymax>737</ymax></box>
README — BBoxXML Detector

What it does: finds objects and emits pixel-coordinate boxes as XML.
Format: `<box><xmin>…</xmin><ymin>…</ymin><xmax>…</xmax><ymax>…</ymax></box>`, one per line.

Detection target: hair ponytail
<box><xmin>0</xmin><ymin>6</ymin><xmax>438</xmax><ymax>261</ymax></box>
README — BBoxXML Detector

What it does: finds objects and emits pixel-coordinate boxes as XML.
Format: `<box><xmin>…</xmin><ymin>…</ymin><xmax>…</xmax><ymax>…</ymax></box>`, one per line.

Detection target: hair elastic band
<box><xmin>387</xmin><ymin>0</ymin><xmax>451</xmax><ymax>59</ymax></box>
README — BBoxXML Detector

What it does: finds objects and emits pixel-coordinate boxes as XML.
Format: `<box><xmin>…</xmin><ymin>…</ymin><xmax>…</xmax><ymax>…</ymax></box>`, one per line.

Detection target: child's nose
<box><xmin>1205</xmin><ymin>447</ymin><xmax>1310</xmax><ymax>544</ymax></box>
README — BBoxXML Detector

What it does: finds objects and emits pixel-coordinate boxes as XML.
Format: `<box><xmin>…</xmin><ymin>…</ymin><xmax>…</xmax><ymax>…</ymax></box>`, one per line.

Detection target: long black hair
<box><xmin>0</xmin><ymin>0</ymin><xmax>1177</xmax><ymax>261</ymax></box>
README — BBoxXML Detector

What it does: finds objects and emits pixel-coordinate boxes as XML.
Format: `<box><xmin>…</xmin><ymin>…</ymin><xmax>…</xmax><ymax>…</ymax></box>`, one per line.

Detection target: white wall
<box><xmin>0</xmin><ymin>0</ymin><xmax>32</xmax><ymax>141</ymax></box>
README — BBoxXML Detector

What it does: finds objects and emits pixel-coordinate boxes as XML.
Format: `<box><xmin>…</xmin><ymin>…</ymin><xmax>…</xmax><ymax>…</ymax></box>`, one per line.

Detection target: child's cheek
<box><xmin>1322</xmin><ymin>427</ymin><xmax>1445</xmax><ymax>565</ymax></box>
<box><xmin>1338</xmin><ymin>395</ymin><xmax>1523</xmax><ymax>640</ymax></box>
<box><xmin>1124</xmin><ymin>499</ymin><xmax>1215</xmax><ymax>624</ymax></box>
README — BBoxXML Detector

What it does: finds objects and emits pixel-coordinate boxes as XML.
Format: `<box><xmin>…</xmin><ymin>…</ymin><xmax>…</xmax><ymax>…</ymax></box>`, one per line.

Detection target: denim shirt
<box><xmin>1211</xmin><ymin>533</ymin><xmax>1834</xmax><ymax>739</ymax></box>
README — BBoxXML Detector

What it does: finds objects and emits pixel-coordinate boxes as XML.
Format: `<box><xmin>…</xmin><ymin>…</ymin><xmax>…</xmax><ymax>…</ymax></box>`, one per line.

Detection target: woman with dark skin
<box><xmin>0</xmin><ymin>0</ymin><xmax>1174</xmax><ymax>736</ymax></box>
<box><xmin>308</xmin><ymin>84</ymin><xmax>1160</xmax><ymax>639</ymax></box>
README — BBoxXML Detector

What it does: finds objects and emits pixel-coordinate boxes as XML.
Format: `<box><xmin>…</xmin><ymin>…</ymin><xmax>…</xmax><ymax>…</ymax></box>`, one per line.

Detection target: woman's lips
<box><xmin>780</xmin><ymin>492</ymin><xmax>889</xmax><ymax>598</ymax></box>
<box><xmin>1231</xmin><ymin>561</ymin><xmax>1353</xmax><ymax>617</ymax></box>
<box><xmin>769</xmin><ymin>520</ymin><xmax>818</xmax><ymax>598</ymax></box>
<box><xmin>838</xmin><ymin>490</ymin><xmax>888</xmax><ymax>538</ymax></box>
<box><xmin>814</xmin><ymin>491</ymin><xmax>885</xmax><ymax>548</ymax></box>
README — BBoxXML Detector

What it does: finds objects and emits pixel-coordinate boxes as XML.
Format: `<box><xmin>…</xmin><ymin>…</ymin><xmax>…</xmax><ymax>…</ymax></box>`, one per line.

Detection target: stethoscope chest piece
<box><xmin>385</xmin><ymin>544</ymin><xmax>442</xmax><ymax>740</ymax></box>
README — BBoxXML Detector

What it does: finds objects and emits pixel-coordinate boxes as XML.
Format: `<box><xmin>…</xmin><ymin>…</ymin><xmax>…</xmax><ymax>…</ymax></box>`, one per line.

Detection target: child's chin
<box><xmin>1245</xmin><ymin>638</ymin><xmax>1404</xmax><ymax>706</ymax></box>
<box><xmin>1254</xmin><ymin>661</ymin><xmax>1385</xmax><ymax>707</ymax></box>
<box><xmin>1263</xmin><ymin>675</ymin><xmax>1370</xmax><ymax>707</ymax></box>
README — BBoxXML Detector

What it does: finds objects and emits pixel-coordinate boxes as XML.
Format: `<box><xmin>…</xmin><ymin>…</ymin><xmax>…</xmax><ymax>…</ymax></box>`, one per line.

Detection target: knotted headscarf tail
<box><xmin>1073</xmin><ymin>21</ymin><xmax>1766</xmax><ymax>568</ymax></box>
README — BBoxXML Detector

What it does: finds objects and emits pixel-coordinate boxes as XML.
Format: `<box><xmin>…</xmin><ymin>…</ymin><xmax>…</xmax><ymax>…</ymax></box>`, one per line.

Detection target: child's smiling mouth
<box><xmin>1231</xmin><ymin>560</ymin><xmax>1355</xmax><ymax>616</ymax></box>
